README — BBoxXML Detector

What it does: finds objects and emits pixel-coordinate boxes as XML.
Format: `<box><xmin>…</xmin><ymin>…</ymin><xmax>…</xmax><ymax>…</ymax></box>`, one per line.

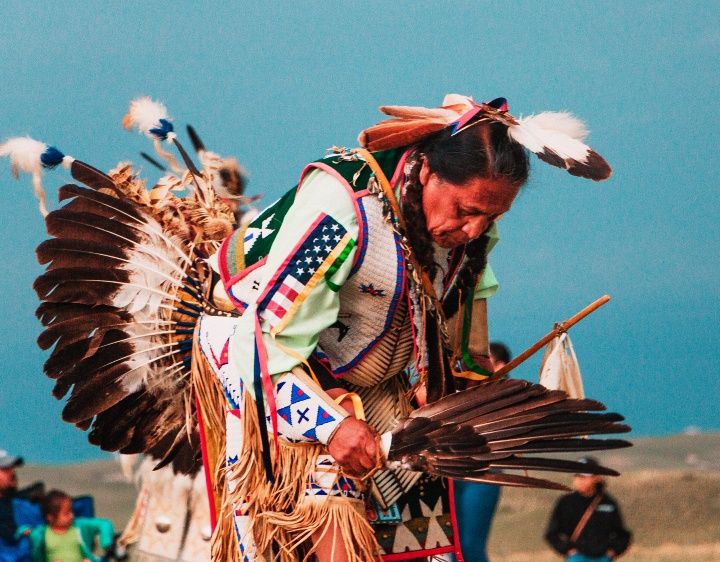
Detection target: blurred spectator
<box><xmin>0</xmin><ymin>450</ymin><xmax>33</xmax><ymax>562</ymax></box>
<box><xmin>24</xmin><ymin>490</ymin><xmax>114</xmax><ymax>562</ymax></box>
<box><xmin>488</xmin><ymin>342</ymin><xmax>511</xmax><ymax>369</ymax></box>
<box><xmin>545</xmin><ymin>457</ymin><xmax>632</xmax><ymax>561</ymax></box>
<box><xmin>453</xmin><ymin>342</ymin><xmax>511</xmax><ymax>562</ymax></box>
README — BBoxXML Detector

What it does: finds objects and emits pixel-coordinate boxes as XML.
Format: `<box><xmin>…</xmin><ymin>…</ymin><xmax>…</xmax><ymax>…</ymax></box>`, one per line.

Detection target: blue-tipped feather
<box><xmin>149</xmin><ymin>119</ymin><xmax>174</xmax><ymax>141</ymax></box>
<box><xmin>40</xmin><ymin>146</ymin><xmax>66</xmax><ymax>169</ymax></box>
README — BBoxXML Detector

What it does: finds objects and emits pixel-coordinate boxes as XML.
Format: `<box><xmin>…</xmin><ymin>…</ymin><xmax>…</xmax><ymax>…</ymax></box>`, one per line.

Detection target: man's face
<box><xmin>419</xmin><ymin>160</ymin><xmax>519</xmax><ymax>249</ymax></box>
<box><xmin>48</xmin><ymin>498</ymin><xmax>74</xmax><ymax>530</ymax></box>
<box><xmin>573</xmin><ymin>474</ymin><xmax>602</xmax><ymax>496</ymax></box>
<box><xmin>490</xmin><ymin>353</ymin><xmax>507</xmax><ymax>372</ymax></box>
<box><xmin>0</xmin><ymin>467</ymin><xmax>18</xmax><ymax>496</ymax></box>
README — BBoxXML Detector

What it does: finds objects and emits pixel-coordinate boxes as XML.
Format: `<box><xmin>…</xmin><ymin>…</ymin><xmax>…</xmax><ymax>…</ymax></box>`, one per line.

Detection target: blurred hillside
<box><xmin>15</xmin><ymin>433</ymin><xmax>720</xmax><ymax>561</ymax></box>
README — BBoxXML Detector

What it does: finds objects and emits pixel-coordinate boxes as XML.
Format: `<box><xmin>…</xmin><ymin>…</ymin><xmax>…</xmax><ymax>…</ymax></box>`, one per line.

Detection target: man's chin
<box><xmin>432</xmin><ymin>235</ymin><xmax>465</xmax><ymax>249</ymax></box>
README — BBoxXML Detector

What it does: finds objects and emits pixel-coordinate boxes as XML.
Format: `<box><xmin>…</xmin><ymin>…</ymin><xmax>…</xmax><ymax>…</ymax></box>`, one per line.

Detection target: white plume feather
<box><xmin>508</xmin><ymin>113</ymin><xmax>611</xmax><ymax>180</ymax></box>
<box><xmin>509</xmin><ymin>119</ymin><xmax>590</xmax><ymax>161</ymax></box>
<box><xmin>442</xmin><ymin>93</ymin><xmax>475</xmax><ymax>109</ymax></box>
<box><xmin>0</xmin><ymin>136</ymin><xmax>47</xmax><ymax>175</ymax></box>
<box><xmin>0</xmin><ymin>136</ymin><xmax>53</xmax><ymax>216</ymax></box>
<box><xmin>518</xmin><ymin>112</ymin><xmax>589</xmax><ymax>141</ymax></box>
<box><xmin>123</xmin><ymin>97</ymin><xmax>171</xmax><ymax>138</ymax></box>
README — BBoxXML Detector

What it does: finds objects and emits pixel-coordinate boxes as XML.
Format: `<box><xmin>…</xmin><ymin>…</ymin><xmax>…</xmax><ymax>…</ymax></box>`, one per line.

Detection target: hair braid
<box><xmin>402</xmin><ymin>160</ymin><xmax>439</xmax><ymax>281</ymax></box>
<box><xmin>442</xmin><ymin>235</ymin><xmax>491</xmax><ymax>318</ymax></box>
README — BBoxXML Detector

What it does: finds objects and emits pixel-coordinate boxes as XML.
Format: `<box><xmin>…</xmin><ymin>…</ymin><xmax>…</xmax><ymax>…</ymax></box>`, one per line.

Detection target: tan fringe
<box><xmin>191</xmin><ymin>333</ymin><xmax>240</xmax><ymax>562</ymax></box>
<box><xmin>117</xmin><ymin>486</ymin><xmax>148</xmax><ymax>546</ymax></box>
<box><xmin>211</xmin><ymin>499</ymin><xmax>241</xmax><ymax>562</ymax></box>
<box><xmin>260</xmin><ymin>497</ymin><xmax>379</xmax><ymax>562</ymax></box>
<box><xmin>213</xmin><ymin>385</ymin><xmax>380</xmax><ymax>561</ymax></box>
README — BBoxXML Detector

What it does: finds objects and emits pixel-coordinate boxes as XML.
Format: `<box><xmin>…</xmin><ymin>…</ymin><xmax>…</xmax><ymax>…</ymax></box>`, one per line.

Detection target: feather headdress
<box><xmin>358</xmin><ymin>94</ymin><xmax>612</xmax><ymax>181</ymax></box>
<box><xmin>2</xmin><ymin>97</ymin><xmax>255</xmax><ymax>474</ymax></box>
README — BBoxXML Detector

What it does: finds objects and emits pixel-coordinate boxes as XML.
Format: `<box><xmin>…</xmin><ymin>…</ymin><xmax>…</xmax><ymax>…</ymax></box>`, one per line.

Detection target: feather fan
<box><xmin>12</xmin><ymin>100</ymin><xmax>243</xmax><ymax>476</ymax></box>
<box><xmin>34</xmin><ymin>178</ymin><xmax>218</xmax><ymax>474</ymax></box>
<box><xmin>381</xmin><ymin>378</ymin><xmax>630</xmax><ymax>490</ymax></box>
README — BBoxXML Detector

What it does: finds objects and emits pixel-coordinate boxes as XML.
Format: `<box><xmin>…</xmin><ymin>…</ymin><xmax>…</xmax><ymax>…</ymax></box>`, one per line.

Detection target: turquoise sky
<box><xmin>0</xmin><ymin>2</ymin><xmax>717</xmax><ymax>463</ymax></box>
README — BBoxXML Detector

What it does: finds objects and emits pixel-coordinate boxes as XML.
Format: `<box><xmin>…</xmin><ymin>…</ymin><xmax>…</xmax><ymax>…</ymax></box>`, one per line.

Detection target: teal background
<box><xmin>0</xmin><ymin>2</ymin><xmax>717</xmax><ymax>462</ymax></box>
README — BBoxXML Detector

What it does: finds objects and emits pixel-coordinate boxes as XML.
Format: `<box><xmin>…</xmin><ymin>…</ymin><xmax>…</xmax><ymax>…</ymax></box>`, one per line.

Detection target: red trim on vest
<box><xmin>218</xmin><ymin>232</ymin><xmax>233</xmax><ymax>287</ymax></box>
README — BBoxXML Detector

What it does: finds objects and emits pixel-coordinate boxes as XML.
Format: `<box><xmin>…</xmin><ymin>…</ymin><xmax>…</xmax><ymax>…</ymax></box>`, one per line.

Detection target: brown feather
<box><xmin>70</xmin><ymin>160</ymin><xmax>118</xmax><ymax>192</ymax></box>
<box><xmin>359</xmin><ymin>118</ymin><xmax>448</xmax><ymax>151</ymax></box>
<box><xmin>52</xmin><ymin>378</ymin><xmax>72</xmax><ymax>399</ymax></box>
<box><xmin>489</xmin><ymin>456</ymin><xmax>620</xmax><ymax>476</ymax></box>
<box><xmin>36</xmin><ymin>303</ymin><xmax>118</xmax><ymax>326</ymax></box>
<box><xmin>62</xmin><ymin>365</ymin><xmax>131</xmax><ymax>423</ymax></box>
<box><xmin>37</xmin><ymin>238</ymin><xmax>128</xmax><ymax>270</ymax></box>
<box><xmin>34</xmin><ymin>267</ymin><xmax>130</xmax><ymax>305</ymax></box>
<box><xmin>44</xmin><ymin>210</ymin><xmax>143</xmax><ymax>249</ymax></box>
<box><xmin>566</xmin><ymin>150</ymin><xmax>612</xmax><ymax>181</ymax></box>
<box><xmin>409</xmin><ymin>378</ymin><xmax>529</xmax><ymax>420</ymax></box>
<box><xmin>486</xmin><ymin>422</ymin><xmax>630</xmax><ymax>448</ymax></box>
<box><xmin>58</xmin><ymin>184</ymin><xmax>146</xmax><ymax>222</ymax></box>
<box><xmin>462</xmin><ymin>472</ymin><xmax>570</xmax><ymax>491</ymax></box>
<box><xmin>38</xmin><ymin>312</ymin><xmax>130</xmax><ymax>350</ymax></box>
<box><xmin>472</xmin><ymin>409</ymin><xmax>621</xmax><ymax>434</ymax></box>
<box><xmin>497</xmin><ymin>438</ymin><xmax>632</xmax><ymax>455</ymax></box>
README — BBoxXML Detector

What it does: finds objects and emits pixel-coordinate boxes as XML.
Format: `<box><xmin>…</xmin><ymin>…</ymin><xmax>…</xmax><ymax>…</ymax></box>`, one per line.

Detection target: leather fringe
<box><xmin>213</xmin><ymin>385</ymin><xmax>379</xmax><ymax>561</ymax></box>
<box><xmin>259</xmin><ymin>497</ymin><xmax>379</xmax><ymax>562</ymax></box>
<box><xmin>191</xmin><ymin>334</ymin><xmax>238</xmax><ymax>562</ymax></box>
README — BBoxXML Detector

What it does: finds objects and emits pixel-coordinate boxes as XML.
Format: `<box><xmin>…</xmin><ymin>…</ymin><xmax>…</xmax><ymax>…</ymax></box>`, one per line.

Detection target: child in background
<box><xmin>28</xmin><ymin>490</ymin><xmax>114</xmax><ymax>562</ymax></box>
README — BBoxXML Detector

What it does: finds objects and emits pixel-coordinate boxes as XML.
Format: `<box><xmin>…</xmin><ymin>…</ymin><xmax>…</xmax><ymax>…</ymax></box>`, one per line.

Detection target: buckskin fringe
<box><xmin>214</xmin><ymin>380</ymin><xmax>380</xmax><ymax>561</ymax></box>
<box><xmin>260</xmin><ymin>496</ymin><xmax>379</xmax><ymax>562</ymax></box>
<box><xmin>191</xmin><ymin>335</ymin><xmax>239</xmax><ymax>562</ymax></box>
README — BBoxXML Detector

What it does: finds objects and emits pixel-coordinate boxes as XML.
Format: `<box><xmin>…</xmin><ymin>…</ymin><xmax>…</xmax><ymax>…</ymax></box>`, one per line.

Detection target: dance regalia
<box><xmin>3</xmin><ymin>95</ymin><xmax>632</xmax><ymax>562</ymax></box>
<box><xmin>200</xmin><ymin>146</ymin><xmax>502</xmax><ymax>561</ymax></box>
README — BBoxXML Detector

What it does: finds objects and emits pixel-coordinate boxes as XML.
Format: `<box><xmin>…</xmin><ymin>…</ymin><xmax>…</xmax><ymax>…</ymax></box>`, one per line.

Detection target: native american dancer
<box><xmin>2</xmin><ymin>94</ymin><xmax>631</xmax><ymax>562</ymax></box>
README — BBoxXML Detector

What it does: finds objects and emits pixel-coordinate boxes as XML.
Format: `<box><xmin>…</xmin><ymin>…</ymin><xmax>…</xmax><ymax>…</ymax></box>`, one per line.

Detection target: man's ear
<box><xmin>419</xmin><ymin>158</ymin><xmax>431</xmax><ymax>187</ymax></box>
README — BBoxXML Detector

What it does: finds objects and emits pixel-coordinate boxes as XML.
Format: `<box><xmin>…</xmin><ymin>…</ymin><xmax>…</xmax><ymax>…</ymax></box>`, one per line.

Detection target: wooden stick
<box><xmin>494</xmin><ymin>295</ymin><xmax>611</xmax><ymax>378</ymax></box>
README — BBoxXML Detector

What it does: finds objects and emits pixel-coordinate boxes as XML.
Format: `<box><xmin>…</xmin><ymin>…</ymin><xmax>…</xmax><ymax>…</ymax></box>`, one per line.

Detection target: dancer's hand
<box><xmin>327</xmin><ymin>417</ymin><xmax>378</xmax><ymax>477</ymax></box>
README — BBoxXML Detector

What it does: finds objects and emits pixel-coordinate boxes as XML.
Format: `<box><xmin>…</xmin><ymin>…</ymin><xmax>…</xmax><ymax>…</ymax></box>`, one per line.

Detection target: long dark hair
<box><xmin>402</xmin><ymin>122</ymin><xmax>529</xmax><ymax>401</ymax></box>
<box><xmin>403</xmin><ymin>121</ymin><xmax>529</xmax><ymax>314</ymax></box>
<box><xmin>420</xmin><ymin>119</ymin><xmax>529</xmax><ymax>186</ymax></box>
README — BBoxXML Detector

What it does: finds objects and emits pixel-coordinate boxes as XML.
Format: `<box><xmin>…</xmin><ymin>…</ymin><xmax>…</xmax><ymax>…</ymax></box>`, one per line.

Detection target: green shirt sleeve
<box><xmin>474</xmin><ymin>222</ymin><xmax>501</xmax><ymax>300</ymax></box>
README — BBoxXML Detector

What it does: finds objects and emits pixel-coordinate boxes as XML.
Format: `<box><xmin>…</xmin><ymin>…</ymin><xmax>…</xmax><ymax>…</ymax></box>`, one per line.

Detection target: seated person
<box><xmin>25</xmin><ymin>491</ymin><xmax>114</xmax><ymax>562</ymax></box>
<box><xmin>0</xmin><ymin>450</ymin><xmax>33</xmax><ymax>562</ymax></box>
